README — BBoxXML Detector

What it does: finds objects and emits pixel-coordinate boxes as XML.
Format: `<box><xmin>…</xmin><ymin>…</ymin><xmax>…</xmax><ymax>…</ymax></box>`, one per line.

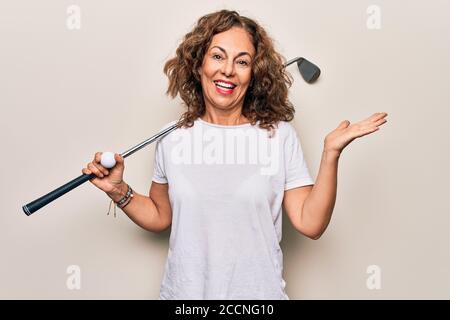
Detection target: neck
<box><xmin>201</xmin><ymin>108</ymin><xmax>249</xmax><ymax>126</ymax></box>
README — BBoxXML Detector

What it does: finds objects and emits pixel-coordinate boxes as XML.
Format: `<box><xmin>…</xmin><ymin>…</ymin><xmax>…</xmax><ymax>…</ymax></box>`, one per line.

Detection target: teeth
<box><xmin>214</xmin><ymin>81</ymin><xmax>236</xmax><ymax>89</ymax></box>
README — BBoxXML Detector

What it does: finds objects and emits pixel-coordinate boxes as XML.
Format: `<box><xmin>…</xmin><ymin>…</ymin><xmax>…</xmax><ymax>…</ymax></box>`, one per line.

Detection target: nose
<box><xmin>221</xmin><ymin>58</ymin><xmax>235</xmax><ymax>77</ymax></box>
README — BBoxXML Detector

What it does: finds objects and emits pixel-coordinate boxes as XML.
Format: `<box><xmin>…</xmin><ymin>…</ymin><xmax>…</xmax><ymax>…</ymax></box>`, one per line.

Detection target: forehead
<box><xmin>208</xmin><ymin>27</ymin><xmax>255</xmax><ymax>55</ymax></box>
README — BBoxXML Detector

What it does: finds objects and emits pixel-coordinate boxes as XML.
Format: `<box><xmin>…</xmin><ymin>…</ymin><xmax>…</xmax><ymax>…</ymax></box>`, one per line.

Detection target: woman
<box><xmin>82</xmin><ymin>10</ymin><xmax>388</xmax><ymax>299</ymax></box>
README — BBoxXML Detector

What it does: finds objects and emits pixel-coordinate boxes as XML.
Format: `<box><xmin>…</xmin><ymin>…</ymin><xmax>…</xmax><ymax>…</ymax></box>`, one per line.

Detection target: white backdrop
<box><xmin>1</xmin><ymin>0</ymin><xmax>449</xmax><ymax>299</ymax></box>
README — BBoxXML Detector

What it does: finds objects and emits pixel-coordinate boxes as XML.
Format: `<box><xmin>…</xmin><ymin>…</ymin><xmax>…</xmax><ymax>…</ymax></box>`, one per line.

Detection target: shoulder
<box><xmin>159</xmin><ymin>119</ymin><xmax>179</xmax><ymax>131</ymax></box>
<box><xmin>275</xmin><ymin>120</ymin><xmax>293</xmax><ymax>130</ymax></box>
<box><xmin>274</xmin><ymin>120</ymin><xmax>298</xmax><ymax>140</ymax></box>
<box><xmin>155</xmin><ymin>119</ymin><xmax>180</xmax><ymax>146</ymax></box>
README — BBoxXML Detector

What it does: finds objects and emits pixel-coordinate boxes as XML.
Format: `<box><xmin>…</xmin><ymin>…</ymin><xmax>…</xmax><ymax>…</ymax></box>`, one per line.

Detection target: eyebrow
<box><xmin>210</xmin><ymin>46</ymin><xmax>252</xmax><ymax>59</ymax></box>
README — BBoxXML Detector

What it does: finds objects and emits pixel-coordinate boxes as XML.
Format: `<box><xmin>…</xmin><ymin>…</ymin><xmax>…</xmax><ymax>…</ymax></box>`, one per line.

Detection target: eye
<box><xmin>238</xmin><ymin>60</ymin><xmax>249</xmax><ymax>66</ymax></box>
<box><xmin>212</xmin><ymin>54</ymin><xmax>222</xmax><ymax>60</ymax></box>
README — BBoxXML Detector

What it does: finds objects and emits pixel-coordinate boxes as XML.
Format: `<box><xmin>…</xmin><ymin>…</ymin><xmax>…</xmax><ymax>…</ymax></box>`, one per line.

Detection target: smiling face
<box><xmin>198</xmin><ymin>27</ymin><xmax>256</xmax><ymax>115</ymax></box>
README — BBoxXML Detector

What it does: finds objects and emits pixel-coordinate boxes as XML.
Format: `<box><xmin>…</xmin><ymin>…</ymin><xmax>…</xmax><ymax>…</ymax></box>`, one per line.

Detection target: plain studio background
<box><xmin>1</xmin><ymin>0</ymin><xmax>449</xmax><ymax>299</ymax></box>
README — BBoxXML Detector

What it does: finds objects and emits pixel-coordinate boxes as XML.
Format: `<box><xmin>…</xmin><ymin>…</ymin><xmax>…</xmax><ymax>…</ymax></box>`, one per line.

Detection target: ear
<box><xmin>198</xmin><ymin>66</ymin><xmax>202</xmax><ymax>76</ymax></box>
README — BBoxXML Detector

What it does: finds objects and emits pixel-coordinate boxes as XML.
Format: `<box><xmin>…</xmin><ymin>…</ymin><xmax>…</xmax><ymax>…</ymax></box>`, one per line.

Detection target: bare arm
<box><xmin>107</xmin><ymin>181</ymin><xmax>172</xmax><ymax>233</ymax></box>
<box><xmin>301</xmin><ymin>150</ymin><xmax>339</xmax><ymax>239</ymax></box>
<box><xmin>283</xmin><ymin>185</ymin><xmax>314</xmax><ymax>238</ymax></box>
<box><xmin>282</xmin><ymin>150</ymin><xmax>338</xmax><ymax>240</ymax></box>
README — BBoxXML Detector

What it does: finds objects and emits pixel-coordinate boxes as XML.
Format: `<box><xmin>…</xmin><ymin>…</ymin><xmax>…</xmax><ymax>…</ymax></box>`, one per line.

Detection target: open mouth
<box><xmin>213</xmin><ymin>80</ymin><xmax>237</xmax><ymax>90</ymax></box>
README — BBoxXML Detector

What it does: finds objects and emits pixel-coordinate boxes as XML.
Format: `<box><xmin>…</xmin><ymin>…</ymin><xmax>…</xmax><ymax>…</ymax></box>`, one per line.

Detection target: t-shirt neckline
<box><xmin>197</xmin><ymin>117</ymin><xmax>254</xmax><ymax>128</ymax></box>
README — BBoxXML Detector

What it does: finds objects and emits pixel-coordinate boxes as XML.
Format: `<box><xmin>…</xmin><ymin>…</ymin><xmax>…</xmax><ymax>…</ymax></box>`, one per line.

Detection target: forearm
<box><xmin>301</xmin><ymin>148</ymin><xmax>340</xmax><ymax>239</ymax></box>
<box><xmin>107</xmin><ymin>182</ymin><xmax>164</xmax><ymax>232</ymax></box>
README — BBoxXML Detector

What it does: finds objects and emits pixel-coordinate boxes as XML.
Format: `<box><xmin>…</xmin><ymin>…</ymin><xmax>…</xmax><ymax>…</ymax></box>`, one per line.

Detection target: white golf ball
<box><xmin>101</xmin><ymin>151</ymin><xmax>116</xmax><ymax>169</ymax></box>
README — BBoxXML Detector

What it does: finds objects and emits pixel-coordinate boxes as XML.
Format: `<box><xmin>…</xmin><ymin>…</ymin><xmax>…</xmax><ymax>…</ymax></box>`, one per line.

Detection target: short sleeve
<box><xmin>284</xmin><ymin>123</ymin><xmax>315</xmax><ymax>190</ymax></box>
<box><xmin>152</xmin><ymin>138</ymin><xmax>168</xmax><ymax>184</ymax></box>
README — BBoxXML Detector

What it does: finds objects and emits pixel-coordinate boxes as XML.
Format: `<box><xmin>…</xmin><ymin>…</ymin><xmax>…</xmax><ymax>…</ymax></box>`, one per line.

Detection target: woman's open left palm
<box><xmin>324</xmin><ymin>112</ymin><xmax>388</xmax><ymax>155</ymax></box>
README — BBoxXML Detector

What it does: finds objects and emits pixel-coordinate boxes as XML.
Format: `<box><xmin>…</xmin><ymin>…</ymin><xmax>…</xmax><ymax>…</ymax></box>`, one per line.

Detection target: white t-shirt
<box><xmin>152</xmin><ymin>117</ymin><xmax>314</xmax><ymax>300</ymax></box>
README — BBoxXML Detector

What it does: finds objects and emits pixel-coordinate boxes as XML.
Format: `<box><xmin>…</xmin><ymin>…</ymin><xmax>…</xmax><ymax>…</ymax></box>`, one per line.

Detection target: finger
<box><xmin>365</xmin><ymin>112</ymin><xmax>386</xmax><ymax>123</ymax></box>
<box><xmin>93</xmin><ymin>161</ymin><xmax>110</xmax><ymax>176</ymax></box>
<box><xmin>82</xmin><ymin>168</ymin><xmax>97</xmax><ymax>180</ymax></box>
<box><xmin>87</xmin><ymin>162</ymin><xmax>104</xmax><ymax>178</ymax></box>
<box><xmin>337</xmin><ymin>120</ymin><xmax>351</xmax><ymax>130</ymax></box>
<box><xmin>360</xmin><ymin>113</ymin><xmax>387</xmax><ymax>127</ymax></box>
<box><xmin>357</xmin><ymin>126</ymin><xmax>379</xmax><ymax>139</ymax></box>
<box><xmin>115</xmin><ymin>153</ymin><xmax>123</xmax><ymax>163</ymax></box>
<box><xmin>374</xmin><ymin>118</ymin><xmax>387</xmax><ymax>127</ymax></box>
<box><xmin>94</xmin><ymin>152</ymin><xmax>102</xmax><ymax>163</ymax></box>
<box><xmin>114</xmin><ymin>153</ymin><xmax>124</xmax><ymax>168</ymax></box>
<box><xmin>352</xmin><ymin>123</ymin><xmax>378</xmax><ymax>139</ymax></box>
<box><xmin>373</xmin><ymin>112</ymin><xmax>388</xmax><ymax>121</ymax></box>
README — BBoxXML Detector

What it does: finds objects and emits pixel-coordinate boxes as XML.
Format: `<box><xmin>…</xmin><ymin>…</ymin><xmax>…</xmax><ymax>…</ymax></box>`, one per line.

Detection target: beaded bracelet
<box><xmin>117</xmin><ymin>184</ymin><xmax>133</xmax><ymax>208</ymax></box>
<box><xmin>107</xmin><ymin>184</ymin><xmax>134</xmax><ymax>218</ymax></box>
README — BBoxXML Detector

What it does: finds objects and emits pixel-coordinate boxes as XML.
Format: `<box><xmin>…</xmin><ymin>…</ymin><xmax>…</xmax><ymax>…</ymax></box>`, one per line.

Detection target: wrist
<box><xmin>322</xmin><ymin>148</ymin><xmax>341</xmax><ymax>161</ymax></box>
<box><xmin>107</xmin><ymin>181</ymin><xmax>128</xmax><ymax>202</ymax></box>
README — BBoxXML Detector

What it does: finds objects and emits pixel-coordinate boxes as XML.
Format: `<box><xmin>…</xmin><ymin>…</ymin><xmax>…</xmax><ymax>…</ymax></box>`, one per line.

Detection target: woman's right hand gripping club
<box><xmin>82</xmin><ymin>152</ymin><xmax>125</xmax><ymax>194</ymax></box>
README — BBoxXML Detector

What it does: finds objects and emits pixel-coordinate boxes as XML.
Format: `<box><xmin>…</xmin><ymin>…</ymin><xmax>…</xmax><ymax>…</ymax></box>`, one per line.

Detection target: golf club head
<box><xmin>297</xmin><ymin>58</ymin><xmax>320</xmax><ymax>83</ymax></box>
<box><xmin>284</xmin><ymin>57</ymin><xmax>321</xmax><ymax>84</ymax></box>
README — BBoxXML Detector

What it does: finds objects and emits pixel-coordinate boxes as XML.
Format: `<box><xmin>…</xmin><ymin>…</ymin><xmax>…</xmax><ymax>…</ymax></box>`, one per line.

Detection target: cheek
<box><xmin>240</xmin><ymin>74</ymin><xmax>252</xmax><ymax>87</ymax></box>
<box><xmin>202</xmin><ymin>60</ymin><xmax>219</xmax><ymax>75</ymax></box>
<box><xmin>241</xmin><ymin>69</ymin><xmax>252</xmax><ymax>82</ymax></box>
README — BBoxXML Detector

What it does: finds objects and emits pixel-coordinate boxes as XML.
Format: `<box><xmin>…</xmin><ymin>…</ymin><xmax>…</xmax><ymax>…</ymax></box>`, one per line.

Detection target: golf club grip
<box><xmin>22</xmin><ymin>172</ymin><xmax>96</xmax><ymax>216</ymax></box>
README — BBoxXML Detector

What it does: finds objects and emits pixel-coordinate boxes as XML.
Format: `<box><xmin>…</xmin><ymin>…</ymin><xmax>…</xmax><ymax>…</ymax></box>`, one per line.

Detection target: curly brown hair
<box><xmin>163</xmin><ymin>9</ymin><xmax>295</xmax><ymax>134</ymax></box>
